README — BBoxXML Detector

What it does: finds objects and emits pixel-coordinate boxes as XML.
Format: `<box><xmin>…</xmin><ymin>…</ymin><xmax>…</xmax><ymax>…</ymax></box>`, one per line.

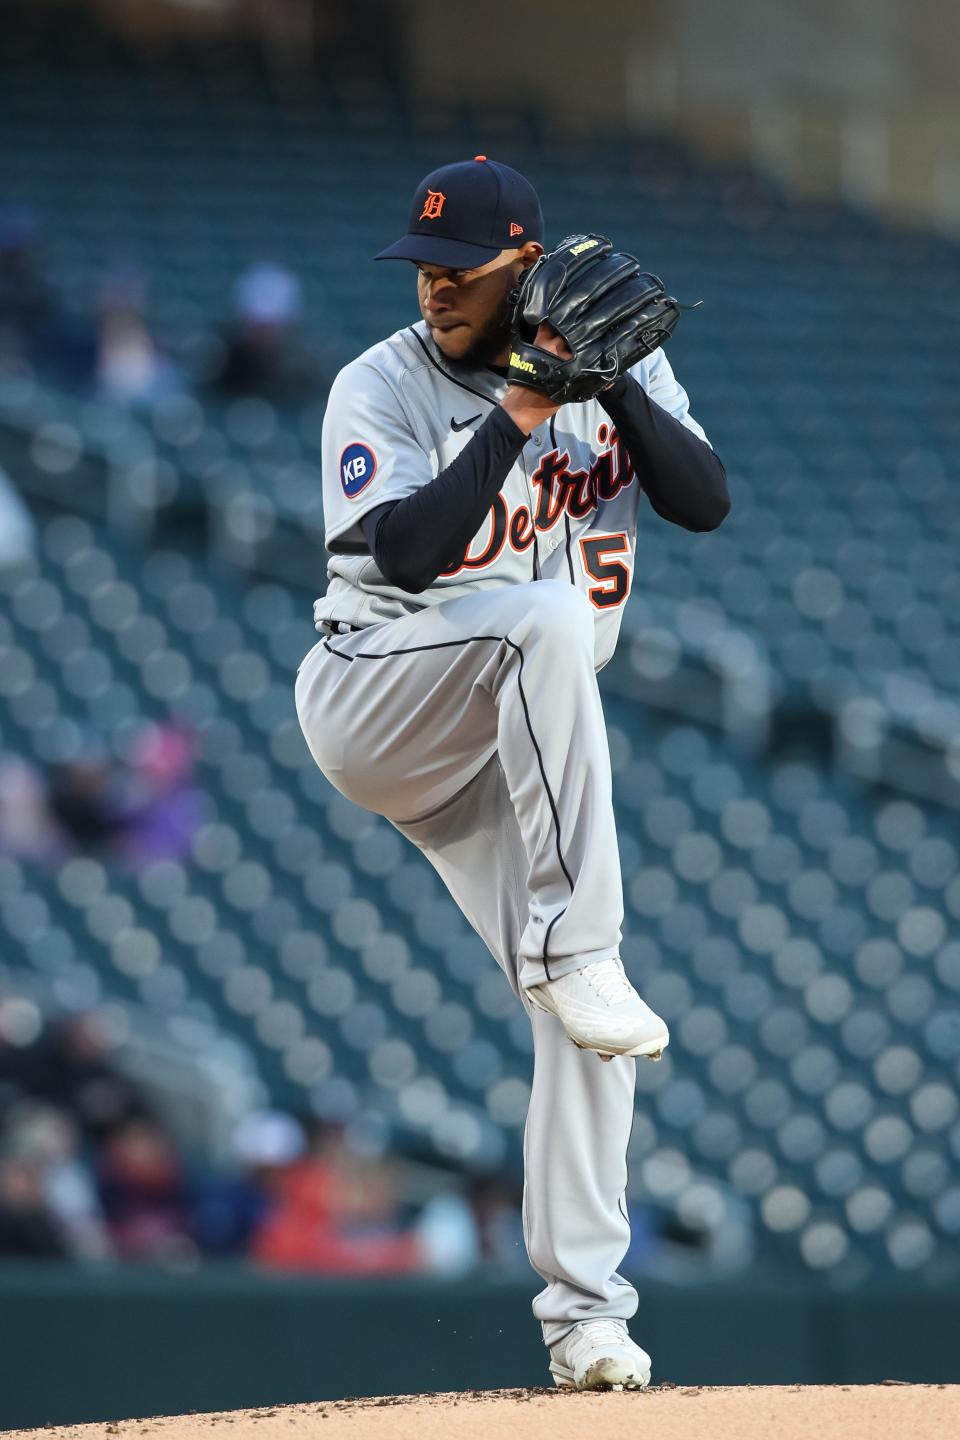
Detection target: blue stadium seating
<box><xmin>0</xmin><ymin>6</ymin><xmax>958</xmax><ymax>1282</ymax></box>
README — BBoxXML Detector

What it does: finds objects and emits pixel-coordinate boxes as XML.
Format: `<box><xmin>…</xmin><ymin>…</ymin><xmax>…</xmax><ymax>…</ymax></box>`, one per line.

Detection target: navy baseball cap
<box><xmin>375</xmin><ymin>156</ymin><xmax>544</xmax><ymax>269</ymax></box>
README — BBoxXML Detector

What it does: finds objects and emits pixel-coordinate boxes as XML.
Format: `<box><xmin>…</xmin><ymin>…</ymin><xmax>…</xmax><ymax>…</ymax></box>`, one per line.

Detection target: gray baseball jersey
<box><xmin>298</xmin><ymin>322</ymin><xmax>712</xmax><ymax>1356</ymax></box>
<box><xmin>314</xmin><ymin>319</ymin><xmax>709</xmax><ymax>669</ymax></box>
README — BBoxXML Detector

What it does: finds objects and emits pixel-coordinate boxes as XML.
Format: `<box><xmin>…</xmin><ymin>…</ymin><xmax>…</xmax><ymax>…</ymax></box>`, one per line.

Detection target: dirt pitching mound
<box><xmin>9</xmin><ymin>1383</ymin><xmax>957</xmax><ymax>1440</ymax></box>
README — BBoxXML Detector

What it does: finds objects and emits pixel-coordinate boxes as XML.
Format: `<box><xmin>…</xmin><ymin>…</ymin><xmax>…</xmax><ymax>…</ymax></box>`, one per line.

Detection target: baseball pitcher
<box><xmin>296</xmin><ymin>157</ymin><xmax>730</xmax><ymax>1389</ymax></box>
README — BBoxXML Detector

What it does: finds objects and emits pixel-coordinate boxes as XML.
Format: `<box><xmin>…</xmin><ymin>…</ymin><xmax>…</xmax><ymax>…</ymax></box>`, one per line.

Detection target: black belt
<box><xmin>320</xmin><ymin>619</ymin><xmax>364</xmax><ymax>636</ymax></box>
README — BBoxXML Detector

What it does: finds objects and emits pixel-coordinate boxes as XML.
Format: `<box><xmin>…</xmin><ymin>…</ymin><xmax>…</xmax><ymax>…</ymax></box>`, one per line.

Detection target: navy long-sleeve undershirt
<box><xmin>360</xmin><ymin>376</ymin><xmax>730</xmax><ymax>593</ymax></box>
<box><xmin>599</xmin><ymin>375</ymin><xmax>730</xmax><ymax>532</ymax></box>
<box><xmin>359</xmin><ymin>407</ymin><xmax>527</xmax><ymax>594</ymax></box>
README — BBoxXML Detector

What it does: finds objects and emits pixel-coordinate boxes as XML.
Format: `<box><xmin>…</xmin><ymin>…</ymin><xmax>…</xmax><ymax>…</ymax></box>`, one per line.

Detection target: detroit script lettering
<box><xmin>440</xmin><ymin>429</ymin><xmax>636</xmax><ymax>577</ymax></box>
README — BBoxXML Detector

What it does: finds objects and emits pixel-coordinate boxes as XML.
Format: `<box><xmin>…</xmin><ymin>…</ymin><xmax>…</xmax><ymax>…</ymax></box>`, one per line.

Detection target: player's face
<box><xmin>416</xmin><ymin>245</ymin><xmax>541</xmax><ymax>366</ymax></box>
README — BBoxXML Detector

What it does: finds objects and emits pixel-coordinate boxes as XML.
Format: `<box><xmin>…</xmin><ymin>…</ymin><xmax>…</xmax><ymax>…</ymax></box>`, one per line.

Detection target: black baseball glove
<box><xmin>508</xmin><ymin>233</ymin><xmax>682</xmax><ymax>404</ymax></box>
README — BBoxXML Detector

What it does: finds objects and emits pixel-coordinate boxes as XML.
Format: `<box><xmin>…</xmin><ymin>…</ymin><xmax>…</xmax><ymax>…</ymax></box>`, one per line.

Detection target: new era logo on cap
<box><xmin>375</xmin><ymin>156</ymin><xmax>543</xmax><ymax>270</ymax></box>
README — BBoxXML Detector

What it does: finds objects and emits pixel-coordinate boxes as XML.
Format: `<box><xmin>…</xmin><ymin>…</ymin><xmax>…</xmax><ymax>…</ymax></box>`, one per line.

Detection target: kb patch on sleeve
<box><xmin>339</xmin><ymin>442</ymin><xmax>378</xmax><ymax>498</ymax></box>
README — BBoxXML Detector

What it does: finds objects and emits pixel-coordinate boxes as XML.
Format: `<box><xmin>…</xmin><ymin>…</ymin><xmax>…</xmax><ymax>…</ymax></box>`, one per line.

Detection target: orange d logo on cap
<box><xmin>420</xmin><ymin>190</ymin><xmax>446</xmax><ymax>221</ymax></box>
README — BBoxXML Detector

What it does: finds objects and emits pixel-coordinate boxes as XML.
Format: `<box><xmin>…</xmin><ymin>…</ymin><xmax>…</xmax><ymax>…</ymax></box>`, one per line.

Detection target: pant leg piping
<box><xmin>334</xmin><ymin>630</ymin><xmax>576</xmax><ymax>979</ymax></box>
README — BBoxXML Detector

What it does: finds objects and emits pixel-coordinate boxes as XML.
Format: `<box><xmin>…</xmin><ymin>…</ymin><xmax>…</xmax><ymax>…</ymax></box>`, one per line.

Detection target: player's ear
<box><xmin>507</xmin><ymin>243</ymin><xmax>543</xmax><ymax>308</ymax></box>
<box><xmin>508</xmin><ymin>242</ymin><xmax>542</xmax><ymax>285</ymax></box>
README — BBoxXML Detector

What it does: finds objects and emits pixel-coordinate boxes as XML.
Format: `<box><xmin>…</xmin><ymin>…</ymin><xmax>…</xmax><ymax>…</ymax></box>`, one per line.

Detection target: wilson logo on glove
<box><xmin>509</xmin><ymin>352</ymin><xmax>537</xmax><ymax>374</ymax></box>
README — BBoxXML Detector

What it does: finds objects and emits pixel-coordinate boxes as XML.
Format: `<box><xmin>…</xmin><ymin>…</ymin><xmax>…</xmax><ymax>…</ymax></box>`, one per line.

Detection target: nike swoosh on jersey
<box><xmin>451</xmin><ymin>414</ymin><xmax>482</xmax><ymax>432</ymax></box>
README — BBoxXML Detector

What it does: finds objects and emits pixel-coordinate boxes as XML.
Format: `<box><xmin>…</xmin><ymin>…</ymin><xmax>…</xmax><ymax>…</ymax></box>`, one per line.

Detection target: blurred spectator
<box><xmin>0</xmin><ymin>218</ymin><xmax>180</xmax><ymax>398</ymax></box>
<box><xmin>97</xmin><ymin>1114</ymin><xmax>195</xmax><ymax>1262</ymax></box>
<box><xmin>0</xmin><ymin>1007</ymin><xmax>528</xmax><ymax>1275</ymax></box>
<box><xmin>210</xmin><ymin>263</ymin><xmax>321</xmax><ymax>403</ymax></box>
<box><xmin>26</xmin><ymin>1013</ymin><xmax>145</xmax><ymax>1144</ymax></box>
<box><xmin>622</xmin><ymin>1186</ymin><xmax>755</xmax><ymax>1280</ymax></box>
<box><xmin>0</xmin><ymin>208</ymin><xmax>57</xmax><ymax>374</ymax></box>
<box><xmin>0</xmin><ymin>996</ymin><xmax>47</xmax><ymax>1118</ymax></box>
<box><xmin>2</xmin><ymin>1101</ymin><xmax>110</xmax><ymax>1261</ymax></box>
<box><xmin>0</xmin><ymin>208</ymin><xmax>93</xmax><ymax>383</ymax></box>
<box><xmin>415</xmin><ymin>1172</ymin><xmax>526</xmax><ymax>1276</ymax></box>
<box><xmin>192</xmin><ymin>1109</ymin><xmax>302</xmax><ymax>1257</ymax></box>
<box><xmin>250</xmin><ymin>1118</ymin><xmax>421</xmax><ymax>1273</ymax></box>
<box><xmin>0</xmin><ymin>724</ymin><xmax>205</xmax><ymax>867</ymax></box>
<box><xmin>468</xmin><ymin>1173</ymin><xmax>525</xmax><ymax>1266</ymax></box>
<box><xmin>48</xmin><ymin>754</ymin><xmax>127</xmax><ymax>855</ymax></box>
<box><xmin>0</xmin><ymin>755</ymin><xmax>59</xmax><ymax>861</ymax></box>
<box><xmin>0</xmin><ymin>725</ymin><xmax>201</xmax><ymax>858</ymax></box>
<box><xmin>93</xmin><ymin>267</ymin><xmax>183</xmax><ymax>409</ymax></box>
<box><xmin>119</xmin><ymin>723</ymin><xmax>205</xmax><ymax>865</ymax></box>
<box><xmin>415</xmin><ymin>1189</ymin><xmax>480</xmax><ymax>1275</ymax></box>
<box><xmin>0</xmin><ymin>1152</ymin><xmax>69</xmax><ymax>1259</ymax></box>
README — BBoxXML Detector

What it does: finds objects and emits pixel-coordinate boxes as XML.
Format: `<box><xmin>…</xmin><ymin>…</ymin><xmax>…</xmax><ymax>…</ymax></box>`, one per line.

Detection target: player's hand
<box><xmin>534</xmin><ymin>322</ymin><xmax>573</xmax><ymax>360</ymax></box>
<box><xmin>501</xmin><ymin>324</ymin><xmax>571</xmax><ymax>434</ymax></box>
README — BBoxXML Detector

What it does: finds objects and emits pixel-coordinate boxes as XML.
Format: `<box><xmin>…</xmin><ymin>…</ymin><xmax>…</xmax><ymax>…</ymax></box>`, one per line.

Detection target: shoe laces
<box><xmin>571</xmin><ymin>1319</ymin><xmax>629</xmax><ymax>1352</ymax></box>
<box><xmin>582</xmin><ymin>958</ymin><xmax>633</xmax><ymax>1006</ymax></box>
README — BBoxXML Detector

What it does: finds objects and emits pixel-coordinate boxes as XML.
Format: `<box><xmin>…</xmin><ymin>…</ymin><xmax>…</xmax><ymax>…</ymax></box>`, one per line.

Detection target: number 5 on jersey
<box><xmin>579</xmin><ymin>532</ymin><xmax>632</xmax><ymax>609</ymax></box>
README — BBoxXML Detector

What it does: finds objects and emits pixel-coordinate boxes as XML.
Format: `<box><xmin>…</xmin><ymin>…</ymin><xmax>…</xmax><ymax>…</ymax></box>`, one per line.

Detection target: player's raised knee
<box><xmin>521</xmin><ymin>580</ymin><xmax>595</xmax><ymax>647</ymax></box>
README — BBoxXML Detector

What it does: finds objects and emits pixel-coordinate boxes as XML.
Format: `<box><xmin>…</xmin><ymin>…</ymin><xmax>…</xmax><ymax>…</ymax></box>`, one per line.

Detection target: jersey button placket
<box><xmin>517</xmin><ymin>434</ymin><xmax>541</xmax><ymax>580</ymax></box>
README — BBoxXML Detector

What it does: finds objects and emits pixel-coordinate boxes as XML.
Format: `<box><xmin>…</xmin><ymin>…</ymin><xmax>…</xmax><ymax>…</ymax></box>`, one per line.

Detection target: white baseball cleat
<box><xmin>527</xmin><ymin>958</ymin><xmax>669</xmax><ymax>1061</ymax></box>
<box><xmin>549</xmin><ymin>1319</ymin><xmax>652</xmax><ymax>1391</ymax></box>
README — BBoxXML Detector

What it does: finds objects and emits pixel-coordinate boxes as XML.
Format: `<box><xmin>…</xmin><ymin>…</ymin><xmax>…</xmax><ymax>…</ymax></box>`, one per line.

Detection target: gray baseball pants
<box><xmin>295</xmin><ymin>580</ymin><xmax>638</xmax><ymax>1345</ymax></box>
